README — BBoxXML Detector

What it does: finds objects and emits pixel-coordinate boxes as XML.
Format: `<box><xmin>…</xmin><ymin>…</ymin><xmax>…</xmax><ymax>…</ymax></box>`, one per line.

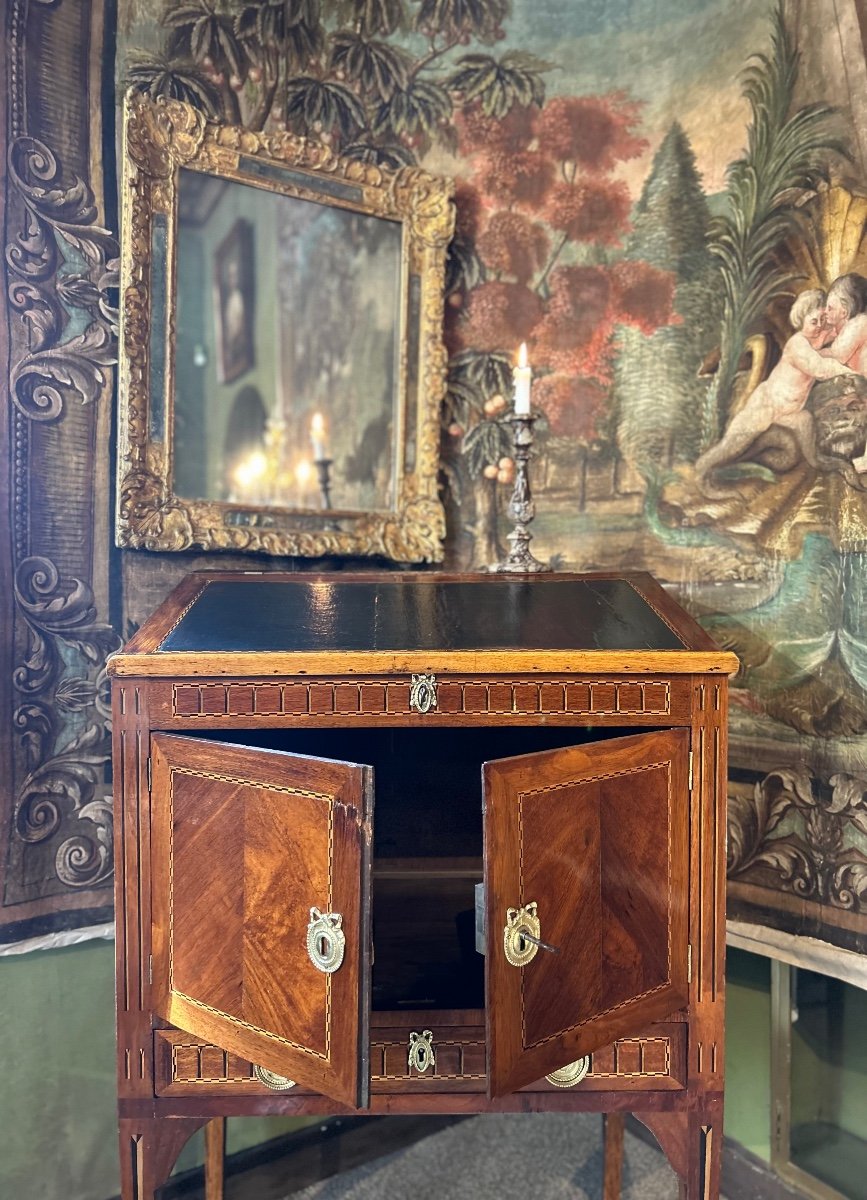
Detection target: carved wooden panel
<box><xmin>165</xmin><ymin>676</ymin><xmax>687</xmax><ymax>724</ymax></box>
<box><xmin>1</xmin><ymin>0</ymin><xmax>120</xmax><ymax>946</ymax></box>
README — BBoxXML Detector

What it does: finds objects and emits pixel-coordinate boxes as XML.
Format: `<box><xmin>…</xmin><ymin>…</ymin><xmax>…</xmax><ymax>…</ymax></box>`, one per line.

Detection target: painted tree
<box><xmin>444</xmin><ymin>92</ymin><xmax>676</xmax><ymax>559</ymax></box>
<box><xmin>614</xmin><ymin>122</ymin><xmax>720</xmax><ymax>471</ymax></box>
<box><xmin>128</xmin><ymin>0</ymin><xmax>676</xmax><ymax>563</ymax></box>
<box><xmin>129</xmin><ymin>0</ymin><xmax>539</xmax><ymax>164</ymax></box>
<box><xmin>704</xmin><ymin>0</ymin><xmax>847</xmax><ymax>447</ymax></box>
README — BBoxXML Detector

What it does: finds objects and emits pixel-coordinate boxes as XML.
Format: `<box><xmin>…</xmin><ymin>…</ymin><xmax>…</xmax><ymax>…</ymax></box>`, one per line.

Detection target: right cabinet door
<box><xmin>484</xmin><ymin>728</ymin><xmax>690</xmax><ymax>1098</ymax></box>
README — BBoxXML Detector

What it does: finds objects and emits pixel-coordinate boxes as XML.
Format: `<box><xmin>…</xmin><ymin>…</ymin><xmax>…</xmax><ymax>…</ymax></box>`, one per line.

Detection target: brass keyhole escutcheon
<box><xmin>545</xmin><ymin>1057</ymin><xmax>590</xmax><ymax>1088</ymax></box>
<box><xmin>408</xmin><ymin>1030</ymin><xmax>436</xmax><ymax>1074</ymax></box>
<box><xmin>503</xmin><ymin>902</ymin><xmax>540</xmax><ymax>967</ymax></box>
<box><xmin>253</xmin><ymin>1065</ymin><xmax>296</xmax><ymax>1091</ymax></box>
<box><xmin>306</xmin><ymin>907</ymin><xmax>346</xmax><ymax>974</ymax></box>
<box><xmin>409</xmin><ymin>673</ymin><xmax>438</xmax><ymax>714</ymax></box>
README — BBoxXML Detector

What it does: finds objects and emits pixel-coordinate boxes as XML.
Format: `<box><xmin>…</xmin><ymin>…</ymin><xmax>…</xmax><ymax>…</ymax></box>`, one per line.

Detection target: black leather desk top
<box><xmin>157</xmin><ymin>577</ymin><xmax>686</xmax><ymax>654</ymax></box>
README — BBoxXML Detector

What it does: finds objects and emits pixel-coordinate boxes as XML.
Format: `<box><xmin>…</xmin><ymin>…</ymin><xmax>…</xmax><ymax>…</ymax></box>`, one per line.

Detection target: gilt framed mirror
<box><xmin>116</xmin><ymin>94</ymin><xmax>454</xmax><ymax>561</ymax></box>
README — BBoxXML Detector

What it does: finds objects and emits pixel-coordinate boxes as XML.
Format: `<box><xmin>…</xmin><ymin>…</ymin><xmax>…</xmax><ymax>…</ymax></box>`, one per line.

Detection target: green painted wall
<box><xmin>724</xmin><ymin>947</ymin><xmax>773</xmax><ymax>1161</ymax></box>
<box><xmin>4</xmin><ymin>940</ymin><xmax>862</xmax><ymax>1198</ymax></box>
<box><xmin>0</xmin><ymin>941</ymin><xmax>119</xmax><ymax>1200</ymax></box>
<box><xmin>0</xmin><ymin>940</ymin><xmax>306</xmax><ymax>1200</ymax></box>
<box><xmin>791</xmin><ymin>971</ymin><xmax>867</xmax><ymax>1140</ymax></box>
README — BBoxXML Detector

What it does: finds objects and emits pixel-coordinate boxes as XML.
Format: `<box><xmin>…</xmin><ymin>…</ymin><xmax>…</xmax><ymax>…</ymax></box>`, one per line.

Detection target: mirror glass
<box><xmin>173</xmin><ymin>168</ymin><xmax>402</xmax><ymax>513</ymax></box>
<box><xmin>117</xmin><ymin>95</ymin><xmax>453</xmax><ymax>561</ymax></box>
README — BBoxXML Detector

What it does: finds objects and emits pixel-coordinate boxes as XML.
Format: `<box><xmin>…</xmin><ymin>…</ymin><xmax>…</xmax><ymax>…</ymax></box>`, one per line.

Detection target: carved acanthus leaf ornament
<box><xmin>728</xmin><ymin>767</ymin><xmax>867</xmax><ymax>911</ymax></box>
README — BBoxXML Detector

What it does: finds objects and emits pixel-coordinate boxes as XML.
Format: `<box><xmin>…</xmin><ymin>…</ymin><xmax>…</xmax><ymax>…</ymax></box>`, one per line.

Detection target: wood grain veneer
<box><xmin>112</xmin><ymin>572</ymin><xmax>732</xmax><ymax>1200</ymax></box>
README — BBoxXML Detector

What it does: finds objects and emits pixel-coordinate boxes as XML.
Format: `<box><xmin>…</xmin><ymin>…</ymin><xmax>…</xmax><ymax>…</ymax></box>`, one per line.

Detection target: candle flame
<box><xmin>517</xmin><ymin>342</ymin><xmax>528</xmax><ymax>369</ymax></box>
<box><xmin>310</xmin><ymin>412</ymin><xmax>326</xmax><ymax>437</ymax></box>
<box><xmin>234</xmin><ymin>450</ymin><xmax>267</xmax><ymax>490</ymax></box>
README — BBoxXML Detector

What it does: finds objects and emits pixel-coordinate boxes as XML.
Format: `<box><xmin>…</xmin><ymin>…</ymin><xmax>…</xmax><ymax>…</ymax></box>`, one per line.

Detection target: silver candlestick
<box><xmin>490</xmin><ymin>412</ymin><xmax>550</xmax><ymax>573</ymax></box>
<box><xmin>314</xmin><ymin>458</ymin><xmax>341</xmax><ymax>531</ymax></box>
<box><xmin>314</xmin><ymin>457</ymin><xmax>334</xmax><ymax>510</ymax></box>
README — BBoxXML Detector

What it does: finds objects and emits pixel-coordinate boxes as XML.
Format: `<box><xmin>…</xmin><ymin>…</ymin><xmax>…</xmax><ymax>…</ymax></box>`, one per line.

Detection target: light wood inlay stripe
<box><xmin>518</xmin><ymin>761</ymin><xmax>674</xmax><ymax>1050</ymax></box>
<box><xmin>167</xmin><ymin>766</ymin><xmax>336</xmax><ymax>1061</ymax></box>
<box><xmin>172</xmin><ymin>678</ymin><xmax>674</xmax><ymax>719</ymax></box>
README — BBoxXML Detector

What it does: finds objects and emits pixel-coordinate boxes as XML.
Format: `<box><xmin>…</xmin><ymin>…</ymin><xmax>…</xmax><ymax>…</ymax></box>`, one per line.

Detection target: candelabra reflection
<box><xmin>228</xmin><ymin>414</ymin><xmax>338</xmax><ymax>523</ymax></box>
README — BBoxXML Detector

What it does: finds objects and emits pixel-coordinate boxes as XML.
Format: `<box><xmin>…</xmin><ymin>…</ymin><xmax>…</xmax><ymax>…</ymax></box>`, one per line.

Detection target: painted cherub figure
<box><xmin>818</xmin><ymin>273</ymin><xmax>867</xmax><ymax>473</ymax></box>
<box><xmin>821</xmin><ymin>273</ymin><xmax>867</xmax><ymax>372</ymax></box>
<box><xmin>696</xmin><ymin>289</ymin><xmax>861</xmax><ymax>491</ymax></box>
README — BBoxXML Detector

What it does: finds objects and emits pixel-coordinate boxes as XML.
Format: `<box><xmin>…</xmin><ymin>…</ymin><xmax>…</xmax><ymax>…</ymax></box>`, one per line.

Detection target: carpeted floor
<box><xmin>282</xmin><ymin>1113</ymin><xmax>693</xmax><ymax>1199</ymax></box>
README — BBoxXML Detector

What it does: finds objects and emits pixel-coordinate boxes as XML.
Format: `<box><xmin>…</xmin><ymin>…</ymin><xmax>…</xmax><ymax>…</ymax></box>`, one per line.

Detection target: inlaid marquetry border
<box><xmin>171</xmin><ymin>677</ymin><xmax>673</xmax><ymax>721</ymax></box>
<box><xmin>154</xmin><ymin>1030</ymin><xmax>674</xmax><ymax>1091</ymax></box>
<box><xmin>167</xmin><ymin>764</ymin><xmax>335</xmax><ymax>1062</ymax></box>
<box><xmin>372</xmin><ymin>1038</ymin><xmax>487</xmax><ymax>1082</ymax></box>
<box><xmin>586</xmin><ymin>1035</ymin><xmax>671</xmax><ymax>1080</ymax></box>
<box><xmin>171</xmin><ymin>1042</ymin><xmax>257</xmax><ymax>1085</ymax></box>
<box><xmin>517</xmin><ymin>759</ymin><xmax>674</xmax><ymax>1051</ymax></box>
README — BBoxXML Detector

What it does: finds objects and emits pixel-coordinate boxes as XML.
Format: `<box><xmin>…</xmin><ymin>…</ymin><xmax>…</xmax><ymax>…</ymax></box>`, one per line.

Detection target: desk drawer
<box><xmin>153</xmin><ymin>1021</ymin><xmax>687</xmax><ymax>1097</ymax></box>
<box><xmin>158</xmin><ymin>674</ymin><xmax>692</xmax><ymax>726</ymax></box>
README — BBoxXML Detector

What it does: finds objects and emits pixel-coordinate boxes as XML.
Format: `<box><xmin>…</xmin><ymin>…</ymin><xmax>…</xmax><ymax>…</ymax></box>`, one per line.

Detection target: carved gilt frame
<box><xmin>117</xmin><ymin>93</ymin><xmax>454</xmax><ymax>562</ymax></box>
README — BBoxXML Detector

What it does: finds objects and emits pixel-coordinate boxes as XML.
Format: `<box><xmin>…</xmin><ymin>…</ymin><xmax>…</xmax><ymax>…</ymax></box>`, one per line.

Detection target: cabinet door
<box><xmin>150</xmin><ymin>733</ymin><xmax>373</xmax><ymax>1108</ymax></box>
<box><xmin>484</xmin><ymin>728</ymin><xmax>689</xmax><ymax>1098</ymax></box>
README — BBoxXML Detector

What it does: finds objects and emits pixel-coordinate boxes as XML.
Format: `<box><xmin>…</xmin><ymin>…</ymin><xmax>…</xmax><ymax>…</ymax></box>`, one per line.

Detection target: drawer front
<box><xmin>154</xmin><ymin>1032</ymin><xmax>306</xmax><ymax>1097</ymax></box>
<box><xmin>155</xmin><ymin>674</ymin><xmax>692</xmax><ymax>725</ymax></box>
<box><xmin>153</xmin><ymin>1022</ymin><xmax>686</xmax><ymax>1097</ymax></box>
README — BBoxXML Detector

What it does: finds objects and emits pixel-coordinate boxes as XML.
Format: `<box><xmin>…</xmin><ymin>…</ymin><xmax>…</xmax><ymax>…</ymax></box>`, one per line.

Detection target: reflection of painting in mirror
<box><xmin>173</xmin><ymin>168</ymin><xmax>402</xmax><ymax>513</ymax></box>
<box><xmin>214</xmin><ymin>219</ymin><xmax>255</xmax><ymax>383</ymax></box>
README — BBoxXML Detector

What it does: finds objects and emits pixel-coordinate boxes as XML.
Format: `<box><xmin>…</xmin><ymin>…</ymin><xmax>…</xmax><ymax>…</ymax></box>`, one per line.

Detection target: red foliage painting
<box><xmin>450</xmin><ymin>90</ymin><xmax>676</xmax><ymax>441</ymax></box>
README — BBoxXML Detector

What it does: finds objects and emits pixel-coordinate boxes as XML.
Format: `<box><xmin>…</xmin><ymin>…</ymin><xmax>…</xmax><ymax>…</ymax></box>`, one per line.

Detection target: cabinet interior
<box><xmin>189</xmin><ymin>725</ymin><xmax>660</xmax><ymax>1012</ymax></box>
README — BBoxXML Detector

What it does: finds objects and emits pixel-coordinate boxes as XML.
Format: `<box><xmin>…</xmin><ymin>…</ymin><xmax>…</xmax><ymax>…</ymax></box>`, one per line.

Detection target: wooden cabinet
<box><xmin>109</xmin><ymin>571</ymin><xmax>736</xmax><ymax>1199</ymax></box>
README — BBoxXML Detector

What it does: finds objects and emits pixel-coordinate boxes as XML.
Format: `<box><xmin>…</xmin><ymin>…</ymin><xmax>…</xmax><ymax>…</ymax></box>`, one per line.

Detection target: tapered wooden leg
<box><xmin>681</xmin><ymin>1112</ymin><xmax>722</xmax><ymax>1199</ymax></box>
<box><xmin>119</xmin><ymin>1116</ymin><xmax>208</xmax><ymax>1200</ymax></box>
<box><xmin>204</xmin><ymin>1118</ymin><xmax>227</xmax><ymax>1200</ymax></box>
<box><xmin>635</xmin><ymin>1105</ymin><xmax>723</xmax><ymax>1199</ymax></box>
<box><xmin>602</xmin><ymin>1112</ymin><xmax>625</xmax><ymax>1200</ymax></box>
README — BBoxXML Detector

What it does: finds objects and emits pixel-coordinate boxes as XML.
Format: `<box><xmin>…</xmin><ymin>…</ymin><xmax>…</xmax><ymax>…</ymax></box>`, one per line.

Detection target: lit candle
<box><xmin>233</xmin><ymin>450</ymin><xmax>267</xmax><ymax>498</ymax></box>
<box><xmin>513</xmin><ymin>343</ymin><xmax>532</xmax><ymax>415</ymax></box>
<box><xmin>296</xmin><ymin>458</ymin><xmax>313</xmax><ymax>506</ymax></box>
<box><xmin>310</xmin><ymin>412</ymin><xmax>327</xmax><ymax>461</ymax></box>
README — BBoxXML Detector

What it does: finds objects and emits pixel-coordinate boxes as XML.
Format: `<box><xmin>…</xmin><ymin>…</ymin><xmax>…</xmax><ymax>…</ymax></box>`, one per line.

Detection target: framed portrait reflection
<box><xmin>214</xmin><ymin>217</ymin><xmax>254</xmax><ymax>383</ymax></box>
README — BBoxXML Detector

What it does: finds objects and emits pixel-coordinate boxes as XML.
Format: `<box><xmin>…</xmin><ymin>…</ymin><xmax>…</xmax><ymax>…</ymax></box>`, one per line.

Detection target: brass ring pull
<box><xmin>503</xmin><ymin>902</ymin><xmax>541</xmax><ymax>967</ymax></box>
<box><xmin>253</xmin><ymin>1065</ymin><xmax>296</xmax><ymax>1091</ymax></box>
<box><xmin>545</xmin><ymin>1057</ymin><xmax>590</xmax><ymax>1088</ymax></box>
<box><xmin>410</xmin><ymin>673</ymin><xmax>438</xmax><ymax>714</ymax></box>
<box><xmin>306</xmin><ymin>907</ymin><xmax>346</xmax><ymax>974</ymax></box>
<box><xmin>408</xmin><ymin>1030</ymin><xmax>436</xmax><ymax>1074</ymax></box>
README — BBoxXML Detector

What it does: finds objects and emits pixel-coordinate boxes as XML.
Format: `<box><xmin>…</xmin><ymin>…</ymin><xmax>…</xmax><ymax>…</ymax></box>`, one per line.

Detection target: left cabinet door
<box><xmin>149</xmin><ymin>733</ymin><xmax>374</xmax><ymax>1108</ymax></box>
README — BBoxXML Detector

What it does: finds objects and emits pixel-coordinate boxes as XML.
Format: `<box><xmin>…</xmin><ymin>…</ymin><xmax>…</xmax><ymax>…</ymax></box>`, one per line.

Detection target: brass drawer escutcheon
<box><xmin>253</xmin><ymin>1065</ymin><xmax>296</xmax><ymax>1091</ymax></box>
<box><xmin>503</xmin><ymin>902</ymin><xmax>540</xmax><ymax>967</ymax></box>
<box><xmin>408</xmin><ymin>1030</ymin><xmax>436</xmax><ymax>1074</ymax></box>
<box><xmin>409</xmin><ymin>673</ymin><xmax>438</xmax><ymax>714</ymax></box>
<box><xmin>545</xmin><ymin>1057</ymin><xmax>590</xmax><ymax>1088</ymax></box>
<box><xmin>306</xmin><ymin>907</ymin><xmax>346</xmax><ymax>973</ymax></box>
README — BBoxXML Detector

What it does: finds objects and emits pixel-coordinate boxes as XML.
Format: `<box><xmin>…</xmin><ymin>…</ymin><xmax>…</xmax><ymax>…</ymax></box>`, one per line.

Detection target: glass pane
<box><xmin>790</xmin><ymin>967</ymin><xmax>867</xmax><ymax>1198</ymax></box>
<box><xmin>173</xmin><ymin>167</ymin><xmax>402</xmax><ymax>512</ymax></box>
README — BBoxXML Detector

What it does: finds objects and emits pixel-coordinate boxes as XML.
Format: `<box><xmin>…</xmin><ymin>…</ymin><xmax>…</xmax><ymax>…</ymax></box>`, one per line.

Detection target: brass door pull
<box><xmin>254</xmin><ymin>1065</ymin><xmax>296</xmax><ymax>1091</ymax></box>
<box><xmin>306</xmin><ymin>907</ymin><xmax>346</xmax><ymax>973</ymax></box>
<box><xmin>546</xmin><ymin>1057</ymin><xmax>590</xmax><ymax>1088</ymax></box>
